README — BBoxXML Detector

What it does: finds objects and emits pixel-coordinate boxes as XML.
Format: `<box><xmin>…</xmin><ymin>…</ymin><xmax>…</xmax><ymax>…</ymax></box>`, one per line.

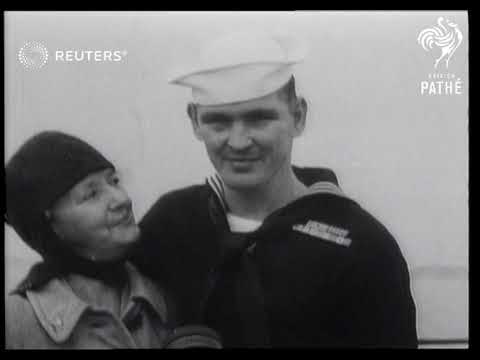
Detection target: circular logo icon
<box><xmin>18</xmin><ymin>42</ymin><xmax>49</xmax><ymax>69</ymax></box>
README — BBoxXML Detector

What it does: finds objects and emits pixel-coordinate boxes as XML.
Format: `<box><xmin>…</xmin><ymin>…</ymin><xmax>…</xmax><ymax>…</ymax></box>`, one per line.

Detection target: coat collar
<box><xmin>25</xmin><ymin>262</ymin><xmax>167</xmax><ymax>344</ymax></box>
<box><xmin>26</xmin><ymin>277</ymin><xmax>88</xmax><ymax>343</ymax></box>
<box><xmin>124</xmin><ymin>262</ymin><xmax>168</xmax><ymax>323</ymax></box>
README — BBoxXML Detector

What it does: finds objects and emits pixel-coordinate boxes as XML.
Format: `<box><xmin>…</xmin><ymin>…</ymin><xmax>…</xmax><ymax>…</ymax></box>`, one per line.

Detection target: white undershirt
<box><xmin>226</xmin><ymin>213</ymin><xmax>263</xmax><ymax>233</ymax></box>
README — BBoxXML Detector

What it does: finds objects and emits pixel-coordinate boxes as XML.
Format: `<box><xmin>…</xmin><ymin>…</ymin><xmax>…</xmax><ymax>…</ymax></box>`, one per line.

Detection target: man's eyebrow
<box><xmin>200</xmin><ymin>112</ymin><xmax>233</xmax><ymax>123</ymax></box>
<box><xmin>240</xmin><ymin>108</ymin><xmax>279</xmax><ymax>120</ymax></box>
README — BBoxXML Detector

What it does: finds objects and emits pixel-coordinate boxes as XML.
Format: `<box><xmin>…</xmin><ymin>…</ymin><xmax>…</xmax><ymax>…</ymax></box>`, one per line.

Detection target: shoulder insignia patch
<box><xmin>292</xmin><ymin>220</ymin><xmax>352</xmax><ymax>247</ymax></box>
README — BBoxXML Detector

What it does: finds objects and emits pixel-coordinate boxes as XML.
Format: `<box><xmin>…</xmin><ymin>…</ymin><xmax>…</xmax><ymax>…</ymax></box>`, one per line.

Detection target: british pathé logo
<box><xmin>18</xmin><ymin>42</ymin><xmax>49</xmax><ymax>69</ymax></box>
<box><xmin>293</xmin><ymin>221</ymin><xmax>351</xmax><ymax>247</ymax></box>
<box><xmin>417</xmin><ymin>17</ymin><xmax>464</xmax><ymax>96</ymax></box>
<box><xmin>417</xmin><ymin>17</ymin><xmax>463</xmax><ymax>69</ymax></box>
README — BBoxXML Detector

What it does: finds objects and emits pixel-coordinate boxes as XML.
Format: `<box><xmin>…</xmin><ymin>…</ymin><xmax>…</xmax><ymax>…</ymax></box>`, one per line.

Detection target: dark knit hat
<box><xmin>5</xmin><ymin>131</ymin><xmax>114</xmax><ymax>257</ymax></box>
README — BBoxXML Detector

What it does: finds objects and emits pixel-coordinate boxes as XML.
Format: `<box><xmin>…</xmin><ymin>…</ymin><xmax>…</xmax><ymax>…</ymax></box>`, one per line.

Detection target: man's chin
<box><xmin>221</xmin><ymin>172</ymin><xmax>265</xmax><ymax>190</ymax></box>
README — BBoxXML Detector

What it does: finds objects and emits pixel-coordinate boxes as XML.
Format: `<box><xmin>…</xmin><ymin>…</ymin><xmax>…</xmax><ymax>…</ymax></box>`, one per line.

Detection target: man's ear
<box><xmin>292</xmin><ymin>97</ymin><xmax>307</xmax><ymax>137</ymax></box>
<box><xmin>187</xmin><ymin>103</ymin><xmax>202</xmax><ymax>141</ymax></box>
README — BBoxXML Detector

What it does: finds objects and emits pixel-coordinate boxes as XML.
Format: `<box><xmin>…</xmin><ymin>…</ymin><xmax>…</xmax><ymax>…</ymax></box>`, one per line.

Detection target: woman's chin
<box><xmin>125</xmin><ymin>224</ymin><xmax>141</xmax><ymax>242</ymax></box>
<box><xmin>95</xmin><ymin>226</ymin><xmax>141</xmax><ymax>262</ymax></box>
<box><xmin>117</xmin><ymin>226</ymin><xmax>141</xmax><ymax>252</ymax></box>
<box><xmin>111</xmin><ymin>223</ymin><xmax>140</xmax><ymax>244</ymax></box>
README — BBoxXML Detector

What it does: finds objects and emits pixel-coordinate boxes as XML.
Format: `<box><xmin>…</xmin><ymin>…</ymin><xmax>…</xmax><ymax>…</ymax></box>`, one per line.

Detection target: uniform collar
<box><xmin>207</xmin><ymin>173</ymin><xmax>229</xmax><ymax>212</ymax></box>
<box><xmin>25</xmin><ymin>262</ymin><xmax>167</xmax><ymax>344</ymax></box>
<box><xmin>206</xmin><ymin>166</ymin><xmax>346</xmax><ymax>218</ymax></box>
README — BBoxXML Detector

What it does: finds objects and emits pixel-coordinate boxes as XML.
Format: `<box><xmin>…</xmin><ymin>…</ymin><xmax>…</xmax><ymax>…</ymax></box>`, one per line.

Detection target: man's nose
<box><xmin>227</xmin><ymin>121</ymin><xmax>252</xmax><ymax>150</ymax></box>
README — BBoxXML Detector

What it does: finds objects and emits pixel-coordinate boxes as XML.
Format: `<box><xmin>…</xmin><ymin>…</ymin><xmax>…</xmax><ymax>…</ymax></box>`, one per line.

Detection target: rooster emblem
<box><xmin>417</xmin><ymin>17</ymin><xmax>463</xmax><ymax>69</ymax></box>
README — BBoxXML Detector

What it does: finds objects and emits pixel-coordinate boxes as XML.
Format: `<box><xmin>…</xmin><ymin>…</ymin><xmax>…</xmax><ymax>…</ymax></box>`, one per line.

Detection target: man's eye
<box><xmin>258</xmin><ymin>113</ymin><xmax>277</xmax><ymax>120</ymax></box>
<box><xmin>245</xmin><ymin>118</ymin><xmax>272</xmax><ymax>128</ymax></box>
<box><xmin>263</xmin><ymin>115</ymin><xmax>277</xmax><ymax>120</ymax></box>
<box><xmin>201</xmin><ymin>114</ymin><xmax>232</xmax><ymax>125</ymax></box>
<box><xmin>201</xmin><ymin>120</ymin><xmax>230</xmax><ymax>132</ymax></box>
<box><xmin>204</xmin><ymin>120</ymin><xmax>226</xmax><ymax>126</ymax></box>
<box><xmin>210</xmin><ymin>122</ymin><xmax>229</xmax><ymax>131</ymax></box>
<box><xmin>251</xmin><ymin>117</ymin><xmax>271</xmax><ymax>123</ymax></box>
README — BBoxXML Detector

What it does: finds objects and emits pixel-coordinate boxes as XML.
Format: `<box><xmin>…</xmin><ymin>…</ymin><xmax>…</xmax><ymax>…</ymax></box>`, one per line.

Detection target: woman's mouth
<box><xmin>112</xmin><ymin>209</ymin><xmax>134</xmax><ymax>227</ymax></box>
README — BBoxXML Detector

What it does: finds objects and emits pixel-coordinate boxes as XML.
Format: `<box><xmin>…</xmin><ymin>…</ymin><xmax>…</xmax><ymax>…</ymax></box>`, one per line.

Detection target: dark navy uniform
<box><xmin>131</xmin><ymin>166</ymin><xmax>418</xmax><ymax>348</ymax></box>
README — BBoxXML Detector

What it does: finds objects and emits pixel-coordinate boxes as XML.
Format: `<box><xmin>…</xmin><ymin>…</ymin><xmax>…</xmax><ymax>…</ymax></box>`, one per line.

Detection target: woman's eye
<box><xmin>83</xmin><ymin>189</ymin><xmax>98</xmax><ymax>201</ymax></box>
<box><xmin>110</xmin><ymin>175</ymin><xmax>120</xmax><ymax>186</ymax></box>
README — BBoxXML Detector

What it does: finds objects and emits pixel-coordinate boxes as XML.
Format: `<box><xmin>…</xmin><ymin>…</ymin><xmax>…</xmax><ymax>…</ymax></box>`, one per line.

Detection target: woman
<box><xmin>5</xmin><ymin>131</ymin><xmax>221</xmax><ymax>349</ymax></box>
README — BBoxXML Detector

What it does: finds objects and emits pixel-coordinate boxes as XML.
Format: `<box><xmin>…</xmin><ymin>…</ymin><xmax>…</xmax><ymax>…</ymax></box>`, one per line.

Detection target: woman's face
<box><xmin>48</xmin><ymin>168</ymin><xmax>140</xmax><ymax>262</ymax></box>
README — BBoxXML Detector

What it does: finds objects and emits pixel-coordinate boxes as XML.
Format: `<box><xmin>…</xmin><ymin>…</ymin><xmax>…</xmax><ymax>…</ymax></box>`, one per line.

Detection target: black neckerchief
<box><xmin>202</xmin><ymin>166</ymin><xmax>344</xmax><ymax>347</ymax></box>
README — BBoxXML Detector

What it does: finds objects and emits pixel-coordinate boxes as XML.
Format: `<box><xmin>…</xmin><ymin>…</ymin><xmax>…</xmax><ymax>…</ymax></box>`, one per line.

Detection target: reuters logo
<box><xmin>18</xmin><ymin>42</ymin><xmax>49</xmax><ymax>69</ymax></box>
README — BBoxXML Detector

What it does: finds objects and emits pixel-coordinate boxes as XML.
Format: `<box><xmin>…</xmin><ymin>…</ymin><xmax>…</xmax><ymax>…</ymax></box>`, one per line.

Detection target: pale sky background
<box><xmin>4</xmin><ymin>11</ymin><xmax>468</xmax><ymax>342</ymax></box>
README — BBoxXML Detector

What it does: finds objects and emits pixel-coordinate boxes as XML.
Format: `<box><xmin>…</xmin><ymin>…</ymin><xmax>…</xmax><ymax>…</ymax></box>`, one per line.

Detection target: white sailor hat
<box><xmin>168</xmin><ymin>29</ymin><xmax>308</xmax><ymax>105</ymax></box>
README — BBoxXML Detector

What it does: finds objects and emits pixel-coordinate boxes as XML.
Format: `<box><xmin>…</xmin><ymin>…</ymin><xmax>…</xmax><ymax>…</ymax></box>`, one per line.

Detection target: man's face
<box><xmin>191</xmin><ymin>91</ymin><xmax>306</xmax><ymax>190</ymax></box>
<box><xmin>49</xmin><ymin>168</ymin><xmax>140</xmax><ymax>261</ymax></box>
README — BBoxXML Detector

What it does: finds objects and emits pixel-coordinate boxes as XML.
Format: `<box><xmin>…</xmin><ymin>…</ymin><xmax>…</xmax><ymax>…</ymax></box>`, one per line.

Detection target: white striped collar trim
<box><xmin>207</xmin><ymin>174</ymin><xmax>228</xmax><ymax>211</ymax></box>
<box><xmin>307</xmin><ymin>181</ymin><xmax>346</xmax><ymax>198</ymax></box>
<box><xmin>206</xmin><ymin>176</ymin><xmax>346</xmax><ymax>213</ymax></box>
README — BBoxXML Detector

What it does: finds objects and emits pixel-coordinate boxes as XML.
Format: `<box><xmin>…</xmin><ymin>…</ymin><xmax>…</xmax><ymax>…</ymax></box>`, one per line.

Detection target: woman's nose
<box><xmin>107</xmin><ymin>186</ymin><xmax>131</xmax><ymax>212</ymax></box>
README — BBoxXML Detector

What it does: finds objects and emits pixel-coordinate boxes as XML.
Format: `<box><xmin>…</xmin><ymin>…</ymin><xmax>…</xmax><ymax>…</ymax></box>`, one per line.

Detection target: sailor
<box><xmin>131</xmin><ymin>29</ymin><xmax>418</xmax><ymax>348</ymax></box>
